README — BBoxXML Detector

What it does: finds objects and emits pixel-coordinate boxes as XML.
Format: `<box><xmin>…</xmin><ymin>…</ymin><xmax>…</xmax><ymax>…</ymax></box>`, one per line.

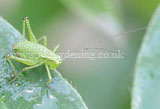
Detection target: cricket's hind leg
<box><xmin>9</xmin><ymin>63</ymin><xmax>43</xmax><ymax>84</ymax></box>
<box><xmin>23</xmin><ymin>17</ymin><xmax>37</xmax><ymax>42</ymax></box>
<box><xmin>6</xmin><ymin>54</ymin><xmax>41</xmax><ymax>83</ymax></box>
<box><xmin>22</xmin><ymin>18</ymin><xmax>26</xmax><ymax>41</ymax></box>
<box><xmin>6</xmin><ymin>55</ymin><xmax>17</xmax><ymax>76</ymax></box>
<box><xmin>37</xmin><ymin>36</ymin><xmax>47</xmax><ymax>47</ymax></box>
<box><xmin>7</xmin><ymin>55</ymin><xmax>37</xmax><ymax>66</ymax></box>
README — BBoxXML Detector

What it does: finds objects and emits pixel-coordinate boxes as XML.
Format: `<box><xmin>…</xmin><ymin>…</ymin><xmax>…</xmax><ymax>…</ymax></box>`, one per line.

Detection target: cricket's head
<box><xmin>48</xmin><ymin>54</ymin><xmax>62</xmax><ymax>69</ymax></box>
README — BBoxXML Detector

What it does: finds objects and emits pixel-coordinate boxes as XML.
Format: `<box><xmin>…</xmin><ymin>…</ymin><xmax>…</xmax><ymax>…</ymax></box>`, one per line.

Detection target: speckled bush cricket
<box><xmin>7</xmin><ymin>17</ymin><xmax>62</xmax><ymax>84</ymax></box>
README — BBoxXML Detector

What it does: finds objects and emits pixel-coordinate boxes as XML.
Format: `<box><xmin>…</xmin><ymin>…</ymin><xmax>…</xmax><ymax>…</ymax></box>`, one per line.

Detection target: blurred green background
<box><xmin>0</xmin><ymin>0</ymin><xmax>159</xmax><ymax>109</ymax></box>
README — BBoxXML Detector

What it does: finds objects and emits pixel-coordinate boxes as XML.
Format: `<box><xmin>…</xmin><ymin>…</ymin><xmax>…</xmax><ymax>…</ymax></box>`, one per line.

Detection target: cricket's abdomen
<box><xmin>13</xmin><ymin>41</ymin><xmax>53</xmax><ymax>61</ymax></box>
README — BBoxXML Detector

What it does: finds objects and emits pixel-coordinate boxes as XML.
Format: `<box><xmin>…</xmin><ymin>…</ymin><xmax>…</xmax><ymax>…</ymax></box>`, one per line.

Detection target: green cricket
<box><xmin>7</xmin><ymin>17</ymin><xmax>62</xmax><ymax>84</ymax></box>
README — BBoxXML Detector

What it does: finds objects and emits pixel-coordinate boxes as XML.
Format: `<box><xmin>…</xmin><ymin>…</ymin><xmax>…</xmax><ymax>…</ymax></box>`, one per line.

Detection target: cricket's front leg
<box><xmin>45</xmin><ymin>64</ymin><xmax>53</xmax><ymax>88</ymax></box>
<box><xmin>45</xmin><ymin>64</ymin><xmax>52</xmax><ymax>83</ymax></box>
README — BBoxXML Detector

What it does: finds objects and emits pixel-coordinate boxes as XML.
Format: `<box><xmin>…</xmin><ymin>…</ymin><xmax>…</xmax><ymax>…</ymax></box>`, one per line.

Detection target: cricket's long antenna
<box><xmin>72</xmin><ymin>47</ymin><xmax>119</xmax><ymax>53</ymax></box>
<box><xmin>83</xmin><ymin>47</ymin><xmax>118</xmax><ymax>52</ymax></box>
<box><xmin>71</xmin><ymin>25</ymin><xmax>150</xmax><ymax>53</ymax></box>
<box><xmin>111</xmin><ymin>26</ymin><xmax>147</xmax><ymax>38</ymax></box>
<box><xmin>61</xmin><ymin>24</ymin><xmax>160</xmax><ymax>61</ymax></box>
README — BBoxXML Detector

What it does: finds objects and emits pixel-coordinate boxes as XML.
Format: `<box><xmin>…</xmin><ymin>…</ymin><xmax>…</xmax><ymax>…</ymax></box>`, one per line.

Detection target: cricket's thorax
<box><xmin>13</xmin><ymin>41</ymin><xmax>62</xmax><ymax>66</ymax></box>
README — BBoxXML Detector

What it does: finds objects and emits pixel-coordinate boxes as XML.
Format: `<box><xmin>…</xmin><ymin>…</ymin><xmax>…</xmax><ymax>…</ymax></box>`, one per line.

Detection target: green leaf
<box><xmin>0</xmin><ymin>17</ymin><xmax>87</xmax><ymax>109</ymax></box>
<box><xmin>131</xmin><ymin>5</ymin><xmax>160</xmax><ymax>109</ymax></box>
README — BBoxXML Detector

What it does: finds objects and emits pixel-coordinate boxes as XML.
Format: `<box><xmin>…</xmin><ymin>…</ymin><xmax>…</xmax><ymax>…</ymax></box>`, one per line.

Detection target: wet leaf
<box><xmin>132</xmin><ymin>5</ymin><xmax>160</xmax><ymax>109</ymax></box>
<box><xmin>0</xmin><ymin>17</ymin><xmax>87</xmax><ymax>109</ymax></box>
